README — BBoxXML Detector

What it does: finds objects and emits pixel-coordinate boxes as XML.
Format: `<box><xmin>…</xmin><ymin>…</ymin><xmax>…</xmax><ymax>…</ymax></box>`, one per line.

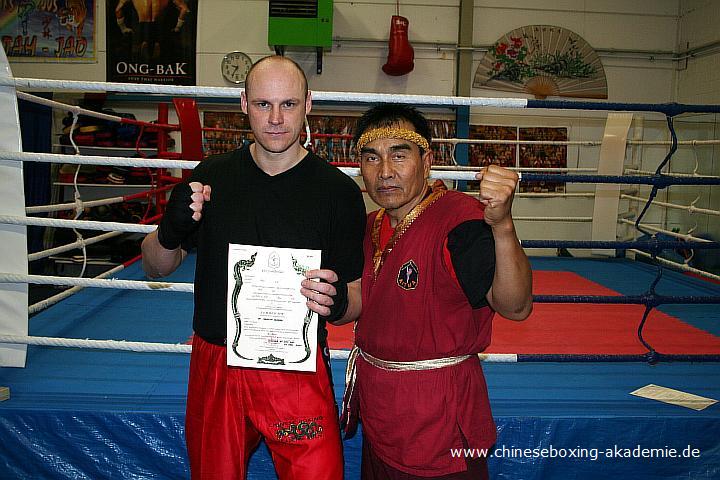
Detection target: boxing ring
<box><xmin>1</xmin><ymin>49</ymin><xmax>720</xmax><ymax>478</ymax></box>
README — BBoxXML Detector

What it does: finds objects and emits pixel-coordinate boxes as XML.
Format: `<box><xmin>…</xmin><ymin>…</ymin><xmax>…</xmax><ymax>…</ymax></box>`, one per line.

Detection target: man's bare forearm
<box><xmin>487</xmin><ymin>221</ymin><xmax>533</xmax><ymax>320</ymax></box>
<box><xmin>141</xmin><ymin>230</ymin><xmax>186</xmax><ymax>278</ymax></box>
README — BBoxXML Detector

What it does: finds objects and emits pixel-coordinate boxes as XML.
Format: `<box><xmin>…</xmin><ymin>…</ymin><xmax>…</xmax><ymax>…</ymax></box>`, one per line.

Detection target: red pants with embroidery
<box><xmin>185</xmin><ymin>335</ymin><xmax>344</xmax><ymax>479</ymax></box>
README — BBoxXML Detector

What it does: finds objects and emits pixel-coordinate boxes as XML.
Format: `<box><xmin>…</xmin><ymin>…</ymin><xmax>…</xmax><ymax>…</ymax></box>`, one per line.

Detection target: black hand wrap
<box><xmin>320</xmin><ymin>279</ymin><xmax>349</xmax><ymax>324</ymax></box>
<box><xmin>157</xmin><ymin>183</ymin><xmax>198</xmax><ymax>250</ymax></box>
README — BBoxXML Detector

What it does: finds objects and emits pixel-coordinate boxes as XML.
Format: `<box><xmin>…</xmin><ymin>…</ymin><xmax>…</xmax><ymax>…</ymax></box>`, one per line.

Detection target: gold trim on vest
<box><xmin>371</xmin><ymin>188</ymin><xmax>446</xmax><ymax>279</ymax></box>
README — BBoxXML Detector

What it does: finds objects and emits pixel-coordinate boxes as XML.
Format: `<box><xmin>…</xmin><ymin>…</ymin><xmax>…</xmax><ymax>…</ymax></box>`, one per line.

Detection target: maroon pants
<box><xmin>361</xmin><ymin>439</ymin><xmax>488</xmax><ymax>480</ymax></box>
<box><xmin>185</xmin><ymin>335</ymin><xmax>343</xmax><ymax>479</ymax></box>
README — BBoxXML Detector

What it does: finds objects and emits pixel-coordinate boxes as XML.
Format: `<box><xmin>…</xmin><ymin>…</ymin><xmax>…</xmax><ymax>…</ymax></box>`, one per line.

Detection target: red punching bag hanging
<box><xmin>382</xmin><ymin>2</ymin><xmax>414</xmax><ymax>76</ymax></box>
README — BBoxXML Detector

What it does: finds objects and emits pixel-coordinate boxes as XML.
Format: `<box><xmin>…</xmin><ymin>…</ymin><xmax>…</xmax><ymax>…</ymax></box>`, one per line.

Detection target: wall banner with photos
<box><xmin>467</xmin><ymin>125</ymin><xmax>567</xmax><ymax>192</ymax></box>
<box><xmin>202</xmin><ymin>111</ymin><xmax>457</xmax><ymax>167</ymax></box>
<box><xmin>202</xmin><ymin>112</ymin><xmax>566</xmax><ymax>193</ymax></box>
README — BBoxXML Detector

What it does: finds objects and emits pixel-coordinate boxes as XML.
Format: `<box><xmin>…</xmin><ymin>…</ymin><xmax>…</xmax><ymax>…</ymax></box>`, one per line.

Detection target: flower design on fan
<box><xmin>490</xmin><ymin>36</ymin><xmax>531</xmax><ymax>82</ymax></box>
<box><xmin>475</xmin><ymin>25</ymin><xmax>608</xmax><ymax>99</ymax></box>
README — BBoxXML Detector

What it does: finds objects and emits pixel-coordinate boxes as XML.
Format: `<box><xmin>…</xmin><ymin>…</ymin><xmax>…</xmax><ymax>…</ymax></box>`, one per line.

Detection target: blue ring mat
<box><xmin>1</xmin><ymin>255</ymin><xmax>719</xmax><ymax>479</ymax></box>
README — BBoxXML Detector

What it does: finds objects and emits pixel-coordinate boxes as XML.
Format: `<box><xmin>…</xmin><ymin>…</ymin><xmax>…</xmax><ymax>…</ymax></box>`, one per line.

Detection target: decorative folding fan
<box><xmin>473</xmin><ymin>25</ymin><xmax>607</xmax><ymax>99</ymax></box>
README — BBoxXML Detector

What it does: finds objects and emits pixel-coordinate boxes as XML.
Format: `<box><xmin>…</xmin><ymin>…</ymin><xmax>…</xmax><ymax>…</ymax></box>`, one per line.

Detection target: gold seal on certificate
<box><xmin>226</xmin><ymin>244</ymin><xmax>321</xmax><ymax>372</ymax></box>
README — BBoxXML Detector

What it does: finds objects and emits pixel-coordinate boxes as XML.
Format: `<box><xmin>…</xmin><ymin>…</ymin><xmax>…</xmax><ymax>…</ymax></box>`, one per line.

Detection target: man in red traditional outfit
<box><xmin>339</xmin><ymin>104</ymin><xmax>533</xmax><ymax>479</ymax></box>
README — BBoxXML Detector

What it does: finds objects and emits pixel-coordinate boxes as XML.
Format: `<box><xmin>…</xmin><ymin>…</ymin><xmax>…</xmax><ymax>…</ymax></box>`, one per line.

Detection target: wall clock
<box><xmin>221</xmin><ymin>52</ymin><xmax>253</xmax><ymax>84</ymax></box>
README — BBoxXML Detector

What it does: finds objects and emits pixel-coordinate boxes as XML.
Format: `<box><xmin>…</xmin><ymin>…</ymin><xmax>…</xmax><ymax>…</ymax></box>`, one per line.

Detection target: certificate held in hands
<box><xmin>226</xmin><ymin>244</ymin><xmax>321</xmax><ymax>372</ymax></box>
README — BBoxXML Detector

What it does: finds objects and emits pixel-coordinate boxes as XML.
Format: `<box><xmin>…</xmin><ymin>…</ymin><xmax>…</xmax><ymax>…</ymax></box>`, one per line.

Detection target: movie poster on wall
<box><xmin>106</xmin><ymin>0</ymin><xmax>197</xmax><ymax>85</ymax></box>
<box><xmin>0</xmin><ymin>1</ymin><xmax>96</xmax><ymax>62</ymax></box>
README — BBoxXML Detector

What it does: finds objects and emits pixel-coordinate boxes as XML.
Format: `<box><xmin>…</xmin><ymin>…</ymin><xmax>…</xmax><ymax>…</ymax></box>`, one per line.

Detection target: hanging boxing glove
<box><xmin>382</xmin><ymin>15</ymin><xmax>414</xmax><ymax>76</ymax></box>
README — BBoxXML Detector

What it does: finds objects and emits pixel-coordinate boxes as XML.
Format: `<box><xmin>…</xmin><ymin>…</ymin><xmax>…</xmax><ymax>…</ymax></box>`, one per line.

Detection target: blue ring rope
<box><xmin>533</xmin><ymin>294</ymin><xmax>719</xmax><ymax>306</ymax></box>
<box><xmin>514</xmin><ymin>353</ymin><xmax>720</xmax><ymax>363</ymax></box>
<box><xmin>520</xmin><ymin>173</ymin><xmax>720</xmax><ymax>186</ymax></box>
<box><xmin>635</xmin><ymin>117</ymin><xmax>678</xmax><ymax>236</ymax></box>
<box><xmin>516</xmin><ymin>108</ymin><xmax>720</xmax><ymax>362</ymax></box>
<box><xmin>526</xmin><ymin>100</ymin><xmax>720</xmax><ymax>117</ymax></box>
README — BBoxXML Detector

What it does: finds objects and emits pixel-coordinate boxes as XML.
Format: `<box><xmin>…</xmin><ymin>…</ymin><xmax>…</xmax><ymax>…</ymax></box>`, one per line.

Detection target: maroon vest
<box><xmin>355</xmin><ymin>190</ymin><xmax>497</xmax><ymax>475</ymax></box>
<box><xmin>356</xmin><ymin>190</ymin><xmax>493</xmax><ymax>360</ymax></box>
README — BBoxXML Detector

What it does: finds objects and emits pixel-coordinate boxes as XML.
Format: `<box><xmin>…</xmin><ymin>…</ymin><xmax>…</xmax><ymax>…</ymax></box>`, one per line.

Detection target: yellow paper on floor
<box><xmin>630</xmin><ymin>384</ymin><xmax>717</xmax><ymax>411</ymax></box>
<box><xmin>0</xmin><ymin>386</ymin><xmax>8</xmax><ymax>402</ymax></box>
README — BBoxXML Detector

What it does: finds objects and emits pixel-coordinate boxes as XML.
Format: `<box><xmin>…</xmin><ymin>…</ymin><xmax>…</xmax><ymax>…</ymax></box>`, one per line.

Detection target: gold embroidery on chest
<box><xmin>371</xmin><ymin>189</ymin><xmax>446</xmax><ymax>279</ymax></box>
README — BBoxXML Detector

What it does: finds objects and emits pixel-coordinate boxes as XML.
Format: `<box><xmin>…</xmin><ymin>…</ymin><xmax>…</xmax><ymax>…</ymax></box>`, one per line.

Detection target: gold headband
<box><xmin>356</xmin><ymin>127</ymin><xmax>430</xmax><ymax>153</ymax></box>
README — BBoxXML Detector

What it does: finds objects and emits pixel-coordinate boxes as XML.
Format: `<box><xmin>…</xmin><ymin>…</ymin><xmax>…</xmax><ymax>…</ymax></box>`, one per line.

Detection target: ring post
<box><xmin>592</xmin><ymin>113</ymin><xmax>633</xmax><ymax>256</ymax></box>
<box><xmin>0</xmin><ymin>47</ymin><xmax>28</xmax><ymax>367</ymax></box>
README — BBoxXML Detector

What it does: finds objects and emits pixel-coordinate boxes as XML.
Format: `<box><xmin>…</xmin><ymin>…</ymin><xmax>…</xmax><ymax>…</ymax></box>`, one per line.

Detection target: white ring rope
<box><xmin>3</xmin><ymin>77</ymin><xmax>529</xmax><ymax>108</ymax></box>
<box><xmin>515</xmin><ymin>192</ymin><xmax>596</xmax><ymax>198</ymax></box>
<box><xmin>17</xmin><ymin>92</ymin><xmax>128</xmax><ymax>124</ymax></box>
<box><xmin>29</xmin><ymin>260</ymin><xmax>127</xmax><ymax>313</ymax></box>
<box><xmin>621</xmin><ymin>194</ymin><xmax>720</xmax><ymax>217</ymax></box>
<box><xmin>10</xmin><ymin>210</ymin><xmax>597</xmax><ymax>237</ymax></box>
<box><xmin>0</xmin><ymin>335</ymin><xmax>518</xmax><ymax>362</ymax></box>
<box><xmin>26</xmin><ymin>195</ymin><xmax>125</xmax><ymax>214</ymax></box>
<box><xmin>630</xmin><ymin>250</ymin><xmax>720</xmax><ymax>282</ymax></box>
<box><xmin>516</xmin><ymin>167</ymin><xmax>596</xmax><ymax>173</ymax></box>
<box><xmin>303</xmin><ymin>116</ymin><xmax>311</xmax><ymax>148</ymax></box>
<box><xmin>11</xmin><ymin>203</ymin><xmax>604</xmax><ymax>236</ymax></box>
<box><xmin>5</xmin><ymin>77</ymin><xmax>244</xmax><ymax>97</ymax></box>
<box><xmin>11</xmin><ymin>150</ymin><xmax>720</xmax><ymax>183</ymax></box>
<box><xmin>437</xmin><ymin>138</ymin><xmax>600</xmax><ymax>146</ymax></box>
<box><xmin>16</xmin><ymin>91</ymin><xmax>720</xmax><ymax>156</ymax></box>
<box><xmin>67</xmin><ymin>109</ymin><xmax>80</xmax><ymax>155</ymax></box>
<box><xmin>0</xmin><ymin>214</ymin><xmax>155</xmax><ymax>233</ymax></box>
<box><xmin>513</xmin><ymin>216</ymin><xmax>593</xmax><ymax>222</ymax></box>
<box><xmin>70</xmin><ymin>163</ymin><xmax>88</xmax><ymax>278</ymax></box>
<box><xmin>618</xmin><ymin>219</ymin><xmax>712</xmax><ymax>242</ymax></box>
<box><xmin>18</xmin><ymin>89</ymin><xmax>720</xmax><ymax>151</ymax></box>
<box><xmin>28</xmin><ymin>231</ymin><xmax>123</xmax><ymax>262</ymax></box>
<box><xmin>0</xmin><ymin>273</ymin><xmax>193</xmax><ymax>292</ymax></box>
<box><xmin>431</xmin><ymin>165</ymin><xmax>597</xmax><ymax>173</ymax></box>
<box><xmin>0</xmin><ymin>151</ymin><xmax>198</xmax><ymax>169</ymax></box>
<box><xmin>624</xmin><ymin>168</ymin><xmax>719</xmax><ymax>179</ymax></box>
<box><xmin>0</xmin><ymin>153</ymin><xmax>493</xmax><ymax>181</ymax></box>
<box><xmin>0</xmin><ymin>334</ymin><xmax>193</xmax><ymax>353</ymax></box>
